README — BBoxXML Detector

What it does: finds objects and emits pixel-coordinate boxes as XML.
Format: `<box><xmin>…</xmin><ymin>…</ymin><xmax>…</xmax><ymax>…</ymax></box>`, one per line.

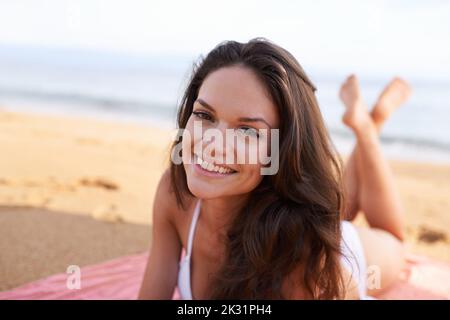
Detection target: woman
<box><xmin>138</xmin><ymin>38</ymin><xmax>411</xmax><ymax>299</ymax></box>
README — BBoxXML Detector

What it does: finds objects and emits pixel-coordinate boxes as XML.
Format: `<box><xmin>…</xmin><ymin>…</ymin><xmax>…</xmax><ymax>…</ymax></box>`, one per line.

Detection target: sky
<box><xmin>0</xmin><ymin>0</ymin><xmax>449</xmax><ymax>79</ymax></box>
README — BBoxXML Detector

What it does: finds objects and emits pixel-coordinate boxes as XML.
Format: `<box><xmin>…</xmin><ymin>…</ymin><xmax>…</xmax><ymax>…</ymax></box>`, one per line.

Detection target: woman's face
<box><xmin>182</xmin><ymin>65</ymin><xmax>279</xmax><ymax>199</ymax></box>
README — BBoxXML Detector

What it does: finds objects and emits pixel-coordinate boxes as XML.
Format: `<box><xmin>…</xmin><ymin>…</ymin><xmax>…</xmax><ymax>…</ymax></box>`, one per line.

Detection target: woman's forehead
<box><xmin>197</xmin><ymin>66</ymin><xmax>279</xmax><ymax>127</ymax></box>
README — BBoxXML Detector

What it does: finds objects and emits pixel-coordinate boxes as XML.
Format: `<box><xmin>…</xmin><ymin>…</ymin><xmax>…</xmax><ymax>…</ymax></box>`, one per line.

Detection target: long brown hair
<box><xmin>170</xmin><ymin>38</ymin><xmax>345</xmax><ymax>299</ymax></box>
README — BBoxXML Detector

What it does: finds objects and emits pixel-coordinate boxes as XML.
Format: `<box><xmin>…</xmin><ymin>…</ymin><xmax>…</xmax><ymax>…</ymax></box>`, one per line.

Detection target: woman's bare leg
<box><xmin>339</xmin><ymin>75</ymin><xmax>407</xmax><ymax>240</ymax></box>
<box><xmin>343</xmin><ymin>78</ymin><xmax>412</xmax><ymax>222</ymax></box>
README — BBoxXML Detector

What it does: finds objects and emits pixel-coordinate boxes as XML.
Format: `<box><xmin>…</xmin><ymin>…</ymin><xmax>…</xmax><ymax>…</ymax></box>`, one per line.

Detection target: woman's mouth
<box><xmin>192</xmin><ymin>153</ymin><xmax>237</xmax><ymax>177</ymax></box>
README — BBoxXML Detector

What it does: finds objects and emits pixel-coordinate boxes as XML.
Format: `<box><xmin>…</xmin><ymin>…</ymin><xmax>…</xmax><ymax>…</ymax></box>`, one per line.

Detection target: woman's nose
<box><xmin>200</xmin><ymin>125</ymin><xmax>234</xmax><ymax>161</ymax></box>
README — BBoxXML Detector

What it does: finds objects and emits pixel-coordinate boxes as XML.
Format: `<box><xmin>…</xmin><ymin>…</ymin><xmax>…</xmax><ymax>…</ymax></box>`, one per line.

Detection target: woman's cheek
<box><xmin>244</xmin><ymin>166</ymin><xmax>264</xmax><ymax>192</ymax></box>
<box><xmin>181</xmin><ymin>127</ymin><xmax>192</xmax><ymax>164</ymax></box>
<box><xmin>258</xmin><ymin>135</ymin><xmax>274</xmax><ymax>170</ymax></box>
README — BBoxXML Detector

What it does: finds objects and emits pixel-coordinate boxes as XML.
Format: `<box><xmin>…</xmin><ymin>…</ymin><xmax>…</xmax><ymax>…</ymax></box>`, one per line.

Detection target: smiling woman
<box><xmin>138</xmin><ymin>37</ymin><xmax>405</xmax><ymax>300</ymax></box>
<box><xmin>181</xmin><ymin>65</ymin><xmax>279</xmax><ymax>200</ymax></box>
<box><xmin>168</xmin><ymin>38</ymin><xmax>349</xmax><ymax>299</ymax></box>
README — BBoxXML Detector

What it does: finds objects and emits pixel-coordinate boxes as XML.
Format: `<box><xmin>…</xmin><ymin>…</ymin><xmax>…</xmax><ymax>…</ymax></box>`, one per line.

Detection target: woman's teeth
<box><xmin>195</xmin><ymin>155</ymin><xmax>235</xmax><ymax>174</ymax></box>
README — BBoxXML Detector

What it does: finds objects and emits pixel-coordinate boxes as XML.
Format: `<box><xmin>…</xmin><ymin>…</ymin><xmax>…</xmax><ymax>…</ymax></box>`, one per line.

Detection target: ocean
<box><xmin>1</xmin><ymin>44</ymin><xmax>449</xmax><ymax>163</ymax></box>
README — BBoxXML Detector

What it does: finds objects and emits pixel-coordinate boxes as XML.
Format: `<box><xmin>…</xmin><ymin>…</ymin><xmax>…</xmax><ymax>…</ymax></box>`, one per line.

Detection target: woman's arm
<box><xmin>138</xmin><ymin>170</ymin><xmax>182</xmax><ymax>299</ymax></box>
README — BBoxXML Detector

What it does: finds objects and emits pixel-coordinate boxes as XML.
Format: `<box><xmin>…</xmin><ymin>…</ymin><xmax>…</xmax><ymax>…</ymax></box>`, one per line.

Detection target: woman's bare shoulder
<box><xmin>153</xmin><ymin>168</ymin><xmax>196</xmax><ymax>233</ymax></box>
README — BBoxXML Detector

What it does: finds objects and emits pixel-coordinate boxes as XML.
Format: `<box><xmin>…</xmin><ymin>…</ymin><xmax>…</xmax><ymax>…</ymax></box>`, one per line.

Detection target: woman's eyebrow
<box><xmin>195</xmin><ymin>98</ymin><xmax>216</xmax><ymax>113</ymax></box>
<box><xmin>195</xmin><ymin>98</ymin><xmax>272</xmax><ymax>128</ymax></box>
<box><xmin>238</xmin><ymin>117</ymin><xmax>271</xmax><ymax>129</ymax></box>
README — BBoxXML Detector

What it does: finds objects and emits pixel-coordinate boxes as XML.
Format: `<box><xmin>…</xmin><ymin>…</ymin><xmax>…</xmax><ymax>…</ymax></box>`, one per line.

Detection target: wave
<box><xmin>329</xmin><ymin>127</ymin><xmax>450</xmax><ymax>153</ymax></box>
<box><xmin>0</xmin><ymin>86</ymin><xmax>177</xmax><ymax>117</ymax></box>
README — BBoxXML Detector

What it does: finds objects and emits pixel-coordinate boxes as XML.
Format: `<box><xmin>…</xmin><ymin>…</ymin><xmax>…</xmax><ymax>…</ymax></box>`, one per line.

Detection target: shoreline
<box><xmin>2</xmin><ymin>101</ymin><xmax>450</xmax><ymax>165</ymax></box>
<box><xmin>0</xmin><ymin>108</ymin><xmax>449</xmax><ymax>290</ymax></box>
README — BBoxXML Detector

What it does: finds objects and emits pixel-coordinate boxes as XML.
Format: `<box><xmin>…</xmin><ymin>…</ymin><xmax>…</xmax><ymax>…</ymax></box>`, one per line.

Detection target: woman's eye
<box><xmin>193</xmin><ymin>111</ymin><xmax>213</xmax><ymax>121</ymax></box>
<box><xmin>237</xmin><ymin>127</ymin><xmax>259</xmax><ymax>138</ymax></box>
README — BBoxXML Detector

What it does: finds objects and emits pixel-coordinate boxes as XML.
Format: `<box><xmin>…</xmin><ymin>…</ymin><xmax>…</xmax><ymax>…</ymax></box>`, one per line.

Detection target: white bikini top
<box><xmin>177</xmin><ymin>199</ymin><xmax>202</xmax><ymax>300</ymax></box>
<box><xmin>177</xmin><ymin>199</ymin><xmax>370</xmax><ymax>299</ymax></box>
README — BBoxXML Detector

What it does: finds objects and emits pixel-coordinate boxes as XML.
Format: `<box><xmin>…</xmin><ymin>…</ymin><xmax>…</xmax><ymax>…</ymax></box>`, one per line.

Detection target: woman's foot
<box><xmin>339</xmin><ymin>75</ymin><xmax>374</xmax><ymax>134</ymax></box>
<box><xmin>371</xmin><ymin>77</ymin><xmax>412</xmax><ymax>129</ymax></box>
<box><xmin>340</xmin><ymin>75</ymin><xmax>374</xmax><ymax>221</ymax></box>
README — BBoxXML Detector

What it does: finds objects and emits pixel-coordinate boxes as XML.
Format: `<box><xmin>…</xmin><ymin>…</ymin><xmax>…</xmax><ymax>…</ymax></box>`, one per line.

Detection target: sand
<box><xmin>0</xmin><ymin>110</ymin><xmax>449</xmax><ymax>291</ymax></box>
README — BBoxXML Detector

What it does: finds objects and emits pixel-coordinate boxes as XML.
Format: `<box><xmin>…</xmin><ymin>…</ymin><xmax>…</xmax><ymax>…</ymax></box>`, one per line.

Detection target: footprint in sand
<box><xmin>417</xmin><ymin>226</ymin><xmax>447</xmax><ymax>244</ymax></box>
<box><xmin>78</xmin><ymin>177</ymin><xmax>119</xmax><ymax>191</ymax></box>
<box><xmin>91</xmin><ymin>204</ymin><xmax>123</xmax><ymax>223</ymax></box>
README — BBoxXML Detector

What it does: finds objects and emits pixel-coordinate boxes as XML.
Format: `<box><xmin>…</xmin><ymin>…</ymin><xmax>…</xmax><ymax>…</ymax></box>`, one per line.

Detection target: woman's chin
<box><xmin>186</xmin><ymin>179</ymin><xmax>227</xmax><ymax>199</ymax></box>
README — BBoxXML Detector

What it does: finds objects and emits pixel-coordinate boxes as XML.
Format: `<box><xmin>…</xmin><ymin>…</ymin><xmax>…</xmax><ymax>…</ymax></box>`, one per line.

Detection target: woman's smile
<box><xmin>192</xmin><ymin>153</ymin><xmax>238</xmax><ymax>178</ymax></box>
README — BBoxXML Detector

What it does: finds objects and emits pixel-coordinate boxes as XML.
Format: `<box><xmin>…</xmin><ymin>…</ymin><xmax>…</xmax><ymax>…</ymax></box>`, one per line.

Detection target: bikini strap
<box><xmin>186</xmin><ymin>199</ymin><xmax>201</xmax><ymax>257</ymax></box>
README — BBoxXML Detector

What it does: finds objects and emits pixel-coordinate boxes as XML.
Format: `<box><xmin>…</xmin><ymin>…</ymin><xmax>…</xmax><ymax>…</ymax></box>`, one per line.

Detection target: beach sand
<box><xmin>0</xmin><ymin>110</ymin><xmax>449</xmax><ymax>291</ymax></box>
